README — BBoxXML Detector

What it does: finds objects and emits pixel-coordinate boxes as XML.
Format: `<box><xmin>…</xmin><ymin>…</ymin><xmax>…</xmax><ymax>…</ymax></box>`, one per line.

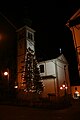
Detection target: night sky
<box><xmin>0</xmin><ymin>0</ymin><xmax>80</xmax><ymax>85</ymax></box>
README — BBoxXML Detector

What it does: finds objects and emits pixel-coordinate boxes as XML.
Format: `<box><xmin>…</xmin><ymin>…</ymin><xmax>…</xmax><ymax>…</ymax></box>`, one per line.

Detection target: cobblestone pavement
<box><xmin>0</xmin><ymin>99</ymin><xmax>80</xmax><ymax>120</ymax></box>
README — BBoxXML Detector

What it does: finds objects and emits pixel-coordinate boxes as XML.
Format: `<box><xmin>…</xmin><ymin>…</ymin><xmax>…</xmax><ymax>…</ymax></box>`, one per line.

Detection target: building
<box><xmin>16</xmin><ymin>25</ymin><xmax>71</xmax><ymax>98</ymax></box>
<box><xmin>66</xmin><ymin>8</ymin><xmax>80</xmax><ymax>77</ymax></box>
<box><xmin>16</xmin><ymin>25</ymin><xmax>35</xmax><ymax>90</ymax></box>
<box><xmin>66</xmin><ymin>9</ymin><xmax>80</xmax><ymax>99</ymax></box>
<box><xmin>38</xmin><ymin>54</ymin><xmax>71</xmax><ymax>97</ymax></box>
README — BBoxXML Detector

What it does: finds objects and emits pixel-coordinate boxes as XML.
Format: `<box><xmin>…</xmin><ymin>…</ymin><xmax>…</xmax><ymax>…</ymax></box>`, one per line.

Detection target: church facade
<box><xmin>38</xmin><ymin>54</ymin><xmax>71</xmax><ymax>97</ymax></box>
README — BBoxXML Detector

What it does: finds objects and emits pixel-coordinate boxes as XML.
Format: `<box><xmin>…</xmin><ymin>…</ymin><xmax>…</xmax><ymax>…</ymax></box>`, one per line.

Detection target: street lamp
<box><xmin>4</xmin><ymin>71</ymin><xmax>8</xmax><ymax>76</ymax></box>
<box><xmin>60</xmin><ymin>81</ymin><xmax>68</xmax><ymax>96</ymax></box>
<box><xmin>4</xmin><ymin>70</ymin><xmax>9</xmax><ymax>83</ymax></box>
<box><xmin>4</xmin><ymin>69</ymin><xmax>9</xmax><ymax>96</ymax></box>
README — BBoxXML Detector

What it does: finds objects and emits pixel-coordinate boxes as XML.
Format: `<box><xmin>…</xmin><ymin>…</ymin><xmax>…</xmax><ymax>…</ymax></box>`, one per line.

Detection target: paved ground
<box><xmin>0</xmin><ymin>99</ymin><xmax>80</xmax><ymax>120</ymax></box>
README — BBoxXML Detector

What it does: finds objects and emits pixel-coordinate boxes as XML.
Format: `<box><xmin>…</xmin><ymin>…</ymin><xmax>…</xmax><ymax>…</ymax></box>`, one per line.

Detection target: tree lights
<box><xmin>24</xmin><ymin>47</ymin><xmax>43</xmax><ymax>93</ymax></box>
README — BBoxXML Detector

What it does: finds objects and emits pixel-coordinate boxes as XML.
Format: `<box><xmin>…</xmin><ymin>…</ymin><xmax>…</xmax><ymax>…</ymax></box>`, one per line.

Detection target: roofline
<box><xmin>16</xmin><ymin>25</ymin><xmax>36</xmax><ymax>33</ymax></box>
<box><xmin>38</xmin><ymin>54</ymin><xmax>68</xmax><ymax>65</ymax></box>
<box><xmin>66</xmin><ymin>8</ymin><xmax>80</xmax><ymax>27</ymax></box>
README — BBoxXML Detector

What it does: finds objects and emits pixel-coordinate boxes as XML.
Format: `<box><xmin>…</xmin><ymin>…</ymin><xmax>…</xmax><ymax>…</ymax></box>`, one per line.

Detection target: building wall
<box><xmin>65</xmin><ymin>9</ymin><xmax>80</xmax><ymax>98</ymax></box>
<box><xmin>17</xmin><ymin>28</ymin><xmax>26</xmax><ymax>89</ymax></box>
<box><xmin>39</xmin><ymin>60</ymin><xmax>56</xmax><ymax>77</ymax></box>
<box><xmin>16</xmin><ymin>26</ymin><xmax>35</xmax><ymax>89</ymax></box>
<box><xmin>66</xmin><ymin>9</ymin><xmax>80</xmax><ymax>77</ymax></box>
<box><xmin>38</xmin><ymin>54</ymin><xmax>71</xmax><ymax>97</ymax></box>
<box><xmin>56</xmin><ymin>58</ymin><xmax>71</xmax><ymax>96</ymax></box>
<box><xmin>42</xmin><ymin>78</ymin><xmax>56</xmax><ymax>97</ymax></box>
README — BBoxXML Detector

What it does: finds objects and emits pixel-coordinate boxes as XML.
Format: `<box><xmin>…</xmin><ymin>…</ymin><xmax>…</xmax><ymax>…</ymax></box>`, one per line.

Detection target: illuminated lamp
<box><xmin>60</xmin><ymin>86</ymin><xmax>63</xmax><ymax>90</ymax></box>
<box><xmin>4</xmin><ymin>71</ymin><xmax>8</xmax><ymax>76</ymax></box>
<box><xmin>62</xmin><ymin>84</ymin><xmax>65</xmax><ymax>88</ymax></box>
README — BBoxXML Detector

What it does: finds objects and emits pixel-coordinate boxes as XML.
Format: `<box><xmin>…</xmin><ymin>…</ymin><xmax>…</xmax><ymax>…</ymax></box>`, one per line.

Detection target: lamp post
<box><xmin>60</xmin><ymin>81</ymin><xmax>68</xmax><ymax>96</ymax></box>
<box><xmin>4</xmin><ymin>69</ymin><xmax>9</xmax><ymax>96</ymax></box>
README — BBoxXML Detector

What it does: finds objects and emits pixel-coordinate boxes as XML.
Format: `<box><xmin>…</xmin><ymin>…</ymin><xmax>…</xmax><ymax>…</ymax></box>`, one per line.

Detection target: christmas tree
<box><xmin>33</xmin><ymin>56</ymin><xmax>43</xmax><ymax>93</ymax></box>
<box><xmin>25</xmin><ymin>47</ymin><xmax>43</xmax><ymax>93</ymax></box>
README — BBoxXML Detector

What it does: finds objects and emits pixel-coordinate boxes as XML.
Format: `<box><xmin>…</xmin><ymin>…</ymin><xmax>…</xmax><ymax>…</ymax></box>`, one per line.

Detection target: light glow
<box><xmin>62</xmin><ymin>84</ymin><xmax>65</xmax><ymax>88</ymax></box>
<box><xmin>60</xmin><ymin>87</ymin><xmax>63</xmax><ymax>90</ymax></box>
<box><xmin>14</xmin><ymin>86</ymin><xmax>18</xmax><ymax>88</ymax></box>
<box><xmin>65</xmin><ymin>86</ymin><xmax>68</xmax><ymax>89</ymax></box>
<box><xmin>4</xmin><ymin>72</ymin><xmax>8</xmax><ymax>76</ymax></box>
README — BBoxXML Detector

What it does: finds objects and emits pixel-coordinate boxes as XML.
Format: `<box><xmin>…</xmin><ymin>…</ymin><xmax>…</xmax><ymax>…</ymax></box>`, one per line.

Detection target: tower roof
<box><xmin>16</xmin><ymin>25</ymin><xmax>36</xmax><ymax>33</ymax></box>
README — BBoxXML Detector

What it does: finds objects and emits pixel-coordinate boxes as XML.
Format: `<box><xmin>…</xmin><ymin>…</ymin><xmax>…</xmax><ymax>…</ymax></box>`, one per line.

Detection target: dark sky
<box><xmin>0</xmin><ymin>0</ymin><xmax>79</xmax><ymax>57</ymax></box>
<box><xmin>0</xmin><ymin>0</ymin><xmax>80</xmax><ymax>85</ymax></box>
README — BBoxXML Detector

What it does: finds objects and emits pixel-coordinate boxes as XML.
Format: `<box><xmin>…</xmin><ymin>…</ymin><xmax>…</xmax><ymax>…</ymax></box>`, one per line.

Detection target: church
<box><xmin>0</xmin><ymin>11</ymin><xmax>79</xmax><ymax>100</ymax></box>
<box><xmin>16</xmin><ymin>25</ymin><xmax>71</xmax><ymax>98</ymax></box>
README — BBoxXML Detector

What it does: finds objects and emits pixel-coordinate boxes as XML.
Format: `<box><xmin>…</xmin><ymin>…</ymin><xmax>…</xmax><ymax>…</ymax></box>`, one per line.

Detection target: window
<box><xmin>40</xmin><ymin>65</ymin><xmax>44</xmax><ymax>73</ymax></box>
<box><xmin>28</xmin><ymin>32</ymin><xmax>33</xmax><ymax>40</ymax></box>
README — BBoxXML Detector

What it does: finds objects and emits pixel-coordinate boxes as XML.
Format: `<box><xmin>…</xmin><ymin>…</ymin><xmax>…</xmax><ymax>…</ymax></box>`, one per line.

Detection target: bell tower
<box><xmin>16</xmin><ymin>25</ymin><xmax>35</xmax><ymax>89</ymax></box>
